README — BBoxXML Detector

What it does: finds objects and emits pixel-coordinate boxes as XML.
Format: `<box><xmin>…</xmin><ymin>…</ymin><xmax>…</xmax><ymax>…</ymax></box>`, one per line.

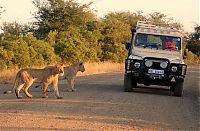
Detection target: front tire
<box><xmin>123</xmin><ymin>74</ymin><xmax>134</xmax><ymax>92</ymax></box>
<box><xmin>173</xmin><ymin>82</ymin><xmax>184</xmax><ymax>97</ymax></box>
<box><xmin>132</xmin><ymin>77</ymin><xmax>137</xmax><ymax>88</ymax></box>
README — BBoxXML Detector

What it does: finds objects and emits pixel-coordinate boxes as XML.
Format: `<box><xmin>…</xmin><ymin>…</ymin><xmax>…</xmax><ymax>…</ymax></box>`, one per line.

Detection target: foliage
<box><xmin>99</xmin><ymin>12</ymin><xmax>133</xmax><ymax>62</ymax></box>
<box><xmin>146</xmin><ymin>12</ymin><xmax>183</xmax><ymax>29</ymax></box>
<box><xmin>24</xmin><ymin>34</ymin><xmax>61</xmax><ymax>65</ymax></box>
<box><xmin>100</xmin><ymin>43</ymin><xmax>126</xmax><ymax>63</ymax></box>
<box><xmin>187</xmin><ymin>25</ymin><xmax>200</xmax><ymax>57</ymax></box>
<box><xmin>0</xmin><ymin>47</ymin><xmax>13</xmax><ymax>69</ymax></box>
<box><xmin>1</xmin><ymin>0</ymin><xmax>193</xmax><ymax>69</ymax></box>
<box><xmin>54</xmin><ymin>26</ymin><xmax>99</xmax><ymax>63</ymax></box>
<box><xmin>0</xmin><ymin>34</ymin><xmax>60</xmax><ymax>69</ymax></box>
<box><xmin>32</xmin><ymin>0</ymin><xmax>95</xmax><ymax>39</ymax></box>
<box><xmin>0</xmin><ymin>22</ymin><xmax>31</xmax><ymax>37</ymax></box>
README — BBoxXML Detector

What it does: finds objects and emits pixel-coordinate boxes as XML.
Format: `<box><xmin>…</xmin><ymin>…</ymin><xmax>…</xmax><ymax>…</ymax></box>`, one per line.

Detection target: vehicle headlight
<box><xmin>160</xmin><ymin>61</ymin><xmax>168</xmax><ymax>69</ymax></box>
<box><xmin>127</xmin><ymin>60</ymin><xmax>130</xmax><ymax>65</ymax></box>
<box><xmin>127</xmin><ymin>60</ymin><xmax>131</xmax><ymax>70</ymax></box>
<box><xmin>181</xmin><ymin>65</ymin><xmax>187</xmax><ymax>75</ymax></box>
<box><xmin>171</xmin><ymin>66</ymin><xmax>177</xmax><ymax>72</ymax></box>
<box><xmin>145</xmin><ymin>60</ymin><xmax>153</xmax><ymax>67</ymax></box>
<box><xmin>134</xmin><ymin>62</ymin><xmax>140</xmax><ymax>68</ymax></box>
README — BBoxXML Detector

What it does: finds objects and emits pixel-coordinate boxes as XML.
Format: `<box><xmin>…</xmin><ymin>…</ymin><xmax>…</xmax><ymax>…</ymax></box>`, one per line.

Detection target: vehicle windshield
<box><xmin>134</xmin><ymin>33</ymin><xmax>181</xmax><ymax>51</ymax></box>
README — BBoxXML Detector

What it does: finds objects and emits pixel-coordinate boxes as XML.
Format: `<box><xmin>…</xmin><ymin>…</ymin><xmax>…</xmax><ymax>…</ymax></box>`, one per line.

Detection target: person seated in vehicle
<box><xmin>165</xmin><ymin>41</ymin><xmax>176</xmax><ymax>50</ymax></box>
<box><xmin>163</xmin><ymin>37</ymin><xmax>176</xmax><ymax>50</ymax></box>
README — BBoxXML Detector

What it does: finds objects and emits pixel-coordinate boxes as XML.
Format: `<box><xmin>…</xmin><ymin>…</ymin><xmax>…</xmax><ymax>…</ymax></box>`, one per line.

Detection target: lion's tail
<box><xmin>4</xmin><ymin>74</ymin><xmax>18</xmax><ymax>94</ymax></box>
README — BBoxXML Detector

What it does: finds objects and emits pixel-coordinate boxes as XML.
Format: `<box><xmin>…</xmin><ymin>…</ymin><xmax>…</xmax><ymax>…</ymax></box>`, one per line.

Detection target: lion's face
<box><xmin>55</xmin><ymin>64</ymin><xmax>65</xmax><ymax>76</ymax></box>
<box><xmin>79</xmin><ymin>62</ymin><xmax>85</xmax><ymax>72</ymax></box>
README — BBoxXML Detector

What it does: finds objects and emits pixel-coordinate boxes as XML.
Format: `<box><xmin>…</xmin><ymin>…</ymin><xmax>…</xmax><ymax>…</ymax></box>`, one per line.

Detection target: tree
<box><xmin>23</xmin><ymin>34</ymin><xmax>61</xmax><ymax>65</ymax></box>
<box><xmin>0</xmin><ymin>47</ymin><xmax>14</xmax><ymax>69</ymax></box>
<box><xmin>54</xmin><ymin>26</ymin><xmax>99</xmax><ymax>63</ymax></box>
<box><xmin>0</xmin><ymin>33</ymin><xmax>60</xmax><ymax>68</ymax></box>
<box><xmin>32</xmin><ymin>0</ymin><xmax>102</xmax><ymax>63</ymax></box>
<box><xmin>1</xmin><ymin>22</ymin><xmax>30</xmax><ymax>37</ymax></box>
<box><xmin>104</xmin><ymin>11</ymin><xmax>146</xmax><ymax>27</ymax></box>
<box><xmin>33</xmin><ymin>0</ymin><xmax>95</xmax><ymax>38</ymax></box>
<box><xmin>99</xmin><ymin>12</ymin><xmax>132</xmax><ymax>62</ymax></box>
<box><xmin>146</xmin><ymin>12</ymin><xmax>183</xmax><ymax>29</ymax></box>
<box><xmin>187</xmin><ymin>25</ymin><xmax>200</xmax><ymax>56</ymax></box>
<box><xmin>1</xmin><ymin>38</ymin><xmax>32</xmax><ymax>67</ymax></box>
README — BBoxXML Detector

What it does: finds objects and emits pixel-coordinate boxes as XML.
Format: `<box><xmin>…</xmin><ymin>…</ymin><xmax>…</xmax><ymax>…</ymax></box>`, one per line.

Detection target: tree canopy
<box><xmin>1</xmin><ymin>0</ymin><xmax>198</xmax><ymax>69</ymax></box>
<box><xmin>187</xmin><ymin>25</ymin><xmax>200</xmax><ymax>56</ymax></box>
<box><xmin>33</xmin><ymin>0</ymin><xmax>95</xmax><ymax>38</ymax></box>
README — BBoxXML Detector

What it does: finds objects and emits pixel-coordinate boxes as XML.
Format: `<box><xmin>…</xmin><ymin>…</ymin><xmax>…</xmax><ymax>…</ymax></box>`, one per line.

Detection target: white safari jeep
<box><xmin>124</xmin><ymin>21</ymin><xmax>188</xmax><ymax>96</ymax></box>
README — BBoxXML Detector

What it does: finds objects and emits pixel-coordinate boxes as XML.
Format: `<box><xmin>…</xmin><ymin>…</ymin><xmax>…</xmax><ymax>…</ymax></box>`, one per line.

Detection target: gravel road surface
<box><xmin>0</xmin><ymin>67</ymin><xmax>199</xmax><ymax>130</ymax></box>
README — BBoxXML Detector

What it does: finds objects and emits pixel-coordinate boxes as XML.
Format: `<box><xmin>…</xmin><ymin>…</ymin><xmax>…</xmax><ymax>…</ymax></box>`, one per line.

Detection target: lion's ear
<box><xmin>55</xmin><ymin>64</ymin><xmax>59</xmax><ymax>68</ymax></box>
<box><xmin>55</xmin><ymin>63</ymin><xmax>64</xmax><ymax>68</ymax></box>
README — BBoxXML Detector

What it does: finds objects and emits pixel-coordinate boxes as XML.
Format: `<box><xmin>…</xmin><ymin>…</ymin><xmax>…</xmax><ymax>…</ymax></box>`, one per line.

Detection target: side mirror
<box><xmin>125</xmin><ymin>42</ymin><xmax>131</xmax><ymax>50</ymax></box>
<box><xmin>131</xmin><ymin>26</ymin><xmax>136</xmax><ymax>39</ymax></box>
<box><xmin>131</xmin><ymin>26</ymin><xmax>136</xmax><ymax>33</ymax></box>
<box><xmin>183</xmin><ymin>48</ymin><xmax>188</xmax><ymax>59</ymax></box>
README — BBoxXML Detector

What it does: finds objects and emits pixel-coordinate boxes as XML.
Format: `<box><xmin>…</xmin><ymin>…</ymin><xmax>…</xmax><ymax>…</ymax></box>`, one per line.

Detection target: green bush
<box><xmin>0</xmin><ymin>34</ymin><xmax>60</xmax><ymax>68</ymax></box>
<box><xmin>0</xmin><ymin>47</ymin><xmax>14</xmax><ymax>69</ymax></box>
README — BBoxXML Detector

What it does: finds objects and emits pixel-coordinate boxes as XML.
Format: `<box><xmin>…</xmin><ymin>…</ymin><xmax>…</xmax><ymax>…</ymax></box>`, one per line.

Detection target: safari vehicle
<box><xmin>124</xmin><ymin>21</ymin><xmax>188</xmax><ymax>96</ymax></box>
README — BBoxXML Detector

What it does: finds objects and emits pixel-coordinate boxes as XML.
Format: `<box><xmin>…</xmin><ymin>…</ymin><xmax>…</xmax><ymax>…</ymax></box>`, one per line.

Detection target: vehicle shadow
<box><xmin>57</xmin><ymin>82</ymin><xmax>172</xmax><ymax>97</ymax></box>
<box><xmin>63</xmin><ymin>83</ymin><xmax>123</xmax><ymax>93</ymax></box>
<box><xmin>132</xmin><ymin>85</ymin><xmax>172</xmax><ymax>96</ymax></box>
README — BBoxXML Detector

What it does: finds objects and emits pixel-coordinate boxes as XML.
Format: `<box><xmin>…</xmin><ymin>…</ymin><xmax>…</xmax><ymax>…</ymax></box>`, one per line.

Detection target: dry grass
<box><xmin>0</xmin><ymin>69</ymin><xmax>18</xmax><ymax>84</ymax></box>
<box><xmin>0</xmin><ymin>62</ymin><xmax>124</xmax><ymax>84</ymax></box>
<box><xmin>186</xmin><ymin>51</ymin><xmax>200</xmax><ymax>65</ymax></box>
<box><xmin>77</xmin><ymin>62</ymin><xmax>124</xmax><ymax>76</ymax></box>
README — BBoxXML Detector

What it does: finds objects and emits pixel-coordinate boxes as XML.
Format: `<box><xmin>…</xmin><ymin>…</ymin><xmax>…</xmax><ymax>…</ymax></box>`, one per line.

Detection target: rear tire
<box><xmin>123</xmin><ymin>74</ymin><xmax>133</xmax><ymax>92</ymax></box>
<box><xmin>173</xmin><ymin>82</ymin><xmax>184</xmax><ymax>97</ymax></box>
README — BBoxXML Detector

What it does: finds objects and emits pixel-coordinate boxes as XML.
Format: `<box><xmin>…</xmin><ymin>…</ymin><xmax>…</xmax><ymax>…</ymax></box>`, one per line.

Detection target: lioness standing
<box><xmin>60</xmin><ymin>62</ymin><xmax>85</xmax><ymax>91</ymax></box>
<box><xmin>4</xmin><ymin>64</ymin><xmax>64</xmax><ymax>99</ymax></box>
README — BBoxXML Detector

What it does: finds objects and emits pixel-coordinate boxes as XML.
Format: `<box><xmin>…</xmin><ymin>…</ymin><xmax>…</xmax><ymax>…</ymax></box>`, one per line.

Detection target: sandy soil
<box><xmin>0</xmin><ymin>67</ymin><xmax>199</xmax><ymax>130</ymax></box>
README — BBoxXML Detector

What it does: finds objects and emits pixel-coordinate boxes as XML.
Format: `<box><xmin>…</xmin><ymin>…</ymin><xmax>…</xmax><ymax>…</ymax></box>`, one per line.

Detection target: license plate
<box><xmin>148</xmin><ymin>69</ymin><xmax>164</xmax><ymax>74</ymax></box>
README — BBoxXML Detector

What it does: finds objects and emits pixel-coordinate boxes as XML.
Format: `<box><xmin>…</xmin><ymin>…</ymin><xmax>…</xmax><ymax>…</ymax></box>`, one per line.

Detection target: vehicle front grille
<box><xmin>143</xmin><ymin>57</ymin><xmax>170</xmax><ymax>71</ymax></box>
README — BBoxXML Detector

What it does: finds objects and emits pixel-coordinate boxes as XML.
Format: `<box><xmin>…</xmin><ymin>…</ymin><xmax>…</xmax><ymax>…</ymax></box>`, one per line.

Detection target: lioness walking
<box><xmin>35</xmin><ymin>62</ymin><xmax>85</xmax><ymax>92</ymax></box>
<box><xmin>4</xmin><ymin>64</ymin><xmax>64</xmax><ymax>99</ymax></box>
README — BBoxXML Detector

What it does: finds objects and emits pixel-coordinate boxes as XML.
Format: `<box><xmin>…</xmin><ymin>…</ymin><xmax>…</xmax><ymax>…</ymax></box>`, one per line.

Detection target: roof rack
<box><xmin>136</xmin><ymin>21</ymin><xmax>182</xmax><ymax>34</ymax></box>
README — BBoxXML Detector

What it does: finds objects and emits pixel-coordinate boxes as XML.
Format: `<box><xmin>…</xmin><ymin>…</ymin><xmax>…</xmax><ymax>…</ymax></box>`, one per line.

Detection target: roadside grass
<box><xmin>186</xmin><ymin>51</ymin><xmax>200</xmax><ymax>65</ymax></box>
<box><xmin>0</xmin><ymin>68</ymin><xmax>18</xmax><ymax>84</ymax></box>
<box><xmin>0</xmin><ymin>62</ymin><xmax>124</xmax><ymax>84</ymax></box>
<box><xmin>77</xmin><ymin>62</ymin><xmax>124</xmax><ymax>76</ymax></box>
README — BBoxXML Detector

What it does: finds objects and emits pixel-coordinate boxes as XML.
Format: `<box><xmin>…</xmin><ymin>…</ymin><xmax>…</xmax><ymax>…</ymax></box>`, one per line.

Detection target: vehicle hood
<box><xmin>129</xmin><ymin>47</ymin><xmax>184</xmax><ymax>64</ymax></box>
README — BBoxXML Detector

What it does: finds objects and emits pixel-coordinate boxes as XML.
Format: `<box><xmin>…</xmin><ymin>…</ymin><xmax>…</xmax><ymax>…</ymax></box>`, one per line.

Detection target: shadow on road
<box><xmin>132</xmin><ymin>85</ymin><xmax>172</xmax><ymax>96</ymax></box>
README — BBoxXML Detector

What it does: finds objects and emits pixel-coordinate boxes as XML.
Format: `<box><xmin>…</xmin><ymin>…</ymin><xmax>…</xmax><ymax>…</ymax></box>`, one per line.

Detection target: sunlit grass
<box><xmin>0</xmin><ymin>68</ymin><xmax>18</xmax><ymax>84</ymax></box>
<box><xmin>77</xmin><ymin>62</ymin><xmax>124</xmax><ymax>76</ymax></box>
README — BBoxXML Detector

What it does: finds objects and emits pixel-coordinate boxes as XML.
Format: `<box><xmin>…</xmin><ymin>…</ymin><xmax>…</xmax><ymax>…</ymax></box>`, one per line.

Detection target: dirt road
<box><xmin>0</xmin><ymin>67</ymin><xmax>199</xmax><ymax>130</ymax></box>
